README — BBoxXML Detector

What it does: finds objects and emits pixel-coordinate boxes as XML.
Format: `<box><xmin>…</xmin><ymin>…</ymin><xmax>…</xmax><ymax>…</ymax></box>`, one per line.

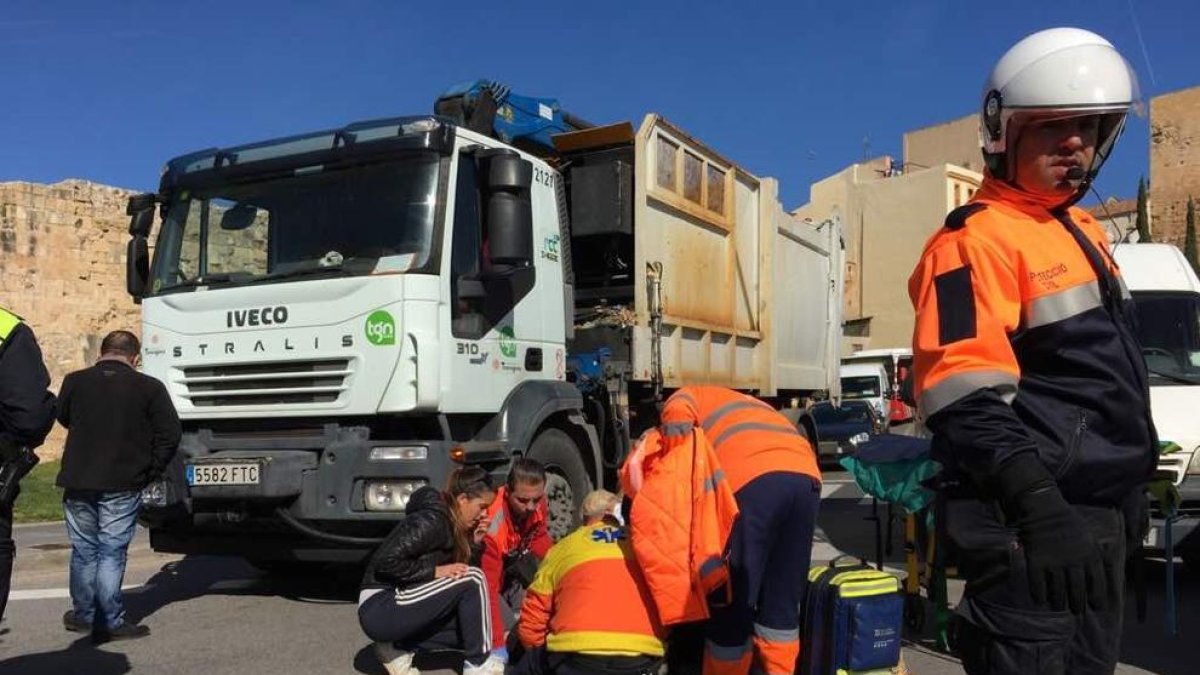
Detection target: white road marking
<box><xmin>10</xmin><ymin>583</ymin><xmax>140</xmax><ymax>601</ymax></box>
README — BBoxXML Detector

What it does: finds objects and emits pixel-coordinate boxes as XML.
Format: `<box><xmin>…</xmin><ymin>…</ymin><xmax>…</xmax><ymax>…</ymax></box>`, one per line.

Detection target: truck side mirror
<box><xmin>127</xmin><ymin>236</ymin><xmax>150</xmax><ymax>301</ymax></box>
<box><xmin>127</xmin><ymin>193</ymin><xmax>157</xmax><ymax>237</ymax></box>
<box><xmin>483</xmin><ymin>153</ymin><xmax>533</xmax><ymax>268</ymax></box>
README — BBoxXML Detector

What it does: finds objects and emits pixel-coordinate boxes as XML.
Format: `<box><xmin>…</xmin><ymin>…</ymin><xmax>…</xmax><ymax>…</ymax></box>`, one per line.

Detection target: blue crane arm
<box><xmin>434</xmin><ymin>80</ymin><xmax>592</xmax><ymax>153</ymax></box>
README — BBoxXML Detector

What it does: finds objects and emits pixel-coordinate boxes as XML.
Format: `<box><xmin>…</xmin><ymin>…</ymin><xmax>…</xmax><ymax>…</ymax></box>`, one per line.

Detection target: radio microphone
<box><xmin>1066</xmin><ymin>166</ymin><xmax>1085</xmax><ymax>181</ymax></box>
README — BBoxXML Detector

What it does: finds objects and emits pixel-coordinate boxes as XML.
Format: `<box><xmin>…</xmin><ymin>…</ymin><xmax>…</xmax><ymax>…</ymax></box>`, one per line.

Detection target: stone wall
<box><xmin>1149</xmin><ymin>86</ymin><xmax>1200</xmax><ymax>248</ymax></box>
<box><xmin>0</xmin><ymin>179</ymin><xmax>138</xmax><ymax>459</ymax></box>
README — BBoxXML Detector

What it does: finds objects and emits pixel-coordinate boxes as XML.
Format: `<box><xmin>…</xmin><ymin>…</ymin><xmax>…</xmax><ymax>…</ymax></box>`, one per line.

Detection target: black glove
<box><xmin>998</xmin><ymin>456</ymin><xmax>1111</xmax><ymax>613</ymax></box>
<box><xmin>0</xmin><ymin>445</ymin><xmax>39</xmax><ymax>507</ymax></box>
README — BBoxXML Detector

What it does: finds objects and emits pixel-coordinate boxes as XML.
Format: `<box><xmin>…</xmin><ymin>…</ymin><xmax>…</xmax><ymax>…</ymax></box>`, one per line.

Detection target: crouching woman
<box><xmin>359</xmin><ymin>466</ymin><xmax>503</xmax><ymax>675</ymax></box>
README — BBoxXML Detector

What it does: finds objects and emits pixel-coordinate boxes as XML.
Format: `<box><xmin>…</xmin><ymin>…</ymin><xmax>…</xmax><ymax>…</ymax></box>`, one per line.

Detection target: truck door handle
<box><xmin>525</xmin><ymin>348</ymin><xmax>543</xmax><ymax>372</ymax></box>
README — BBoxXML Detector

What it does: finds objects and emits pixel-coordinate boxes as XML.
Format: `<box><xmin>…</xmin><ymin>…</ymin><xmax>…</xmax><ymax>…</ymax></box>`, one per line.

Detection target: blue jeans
<box><xmin>63</xmin><ymin>490</ymin><xmax>141</xmax><ymax>630</ymax></box>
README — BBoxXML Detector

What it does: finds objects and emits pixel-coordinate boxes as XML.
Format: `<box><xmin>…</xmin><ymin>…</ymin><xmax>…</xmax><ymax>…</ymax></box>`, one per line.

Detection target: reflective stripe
<box><xmin>919</xmin><ymin>369</ymin><xmax>1018</xmax><ymax>419</ymax></box>
<box><xmin>668</xmin><ymin>392</ymin><xmax>697</xmax><ymax>410</ymax></box>
<box><xmin>1024</xmin><ymin>281</ymin><xmax>1102</xmax><ymax>329</ymax></box>
<box><xmin>711</xmin><ymin>421</ymin><xmax>798</xmax><ymax>448</ymax></box>
<box><xmin>0</xmin><ymin>308</ymin><xmax>20</xmax><ymax>342</ymax></box>
<box><xmin>486</xmin><ymin>508</ymin><xmax>505</xmax><ymax>536</ymax></box>
<box><xmin>705</xmin><ymin>639</ymin><xmax>751</xmax><ymax>661</ymax></box>
<box><xmin>753</xmin><ymin>623</ymin><xmax>799</xmax><ymax>642</ymax></box>
<box><xmin>701</xmin><ymin>399</ymin><xmax>773</xmax><ymax>434</ymax></box>
<box><xmin>702</xmin><ymin>469</ymin><xmax>727</xmax><ymax>493</ymax></box>
<box><xmin>662</xmin><ymin>421</ymin><xmax>694</xmax><ymax>437</ymax></box>
<box><xmin>698</xmin><ymin>555</ymin><xmax>724</xmax><ymax>579</ymax></box>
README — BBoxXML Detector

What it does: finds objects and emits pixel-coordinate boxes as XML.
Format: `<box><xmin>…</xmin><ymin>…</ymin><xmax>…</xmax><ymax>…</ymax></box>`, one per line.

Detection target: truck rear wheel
<box><xmin>528</xmin><ymin>428</ymin><xmax>593</xmax><ymax>541</ymax></box>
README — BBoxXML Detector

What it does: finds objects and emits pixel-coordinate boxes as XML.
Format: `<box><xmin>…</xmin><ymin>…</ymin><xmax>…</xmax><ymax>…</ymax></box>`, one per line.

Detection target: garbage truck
<box><xmin>1112</xmin><ymin>242</ymin><xmax>1200</xmax><ymax>570</ymax></box>
<box><xmin>123</xmin><ymin>81</ymin><xmax>844</xmax><ymax>564</ymax></box>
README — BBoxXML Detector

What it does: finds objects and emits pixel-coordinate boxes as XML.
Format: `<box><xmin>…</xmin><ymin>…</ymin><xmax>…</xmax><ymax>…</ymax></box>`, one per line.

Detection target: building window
<box><xmin>953</xmin><ymin>183</ymin><xmax>962</xmax><ymax>208</ymax></box>
<box><xmin>706</xmin><ymin>165</ymin><xmax>726</xmax><ymax>214</ymax></box>
<box><xmin>656</xmin><ymin>137</ymin><xmax>678</xmax><ymax>192</ymax></box>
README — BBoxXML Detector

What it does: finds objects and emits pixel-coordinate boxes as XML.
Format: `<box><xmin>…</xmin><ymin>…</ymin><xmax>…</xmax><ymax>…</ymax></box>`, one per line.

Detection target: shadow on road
<box><xmin>353</xmin><ymin>643</ymin><xmax>463</xmax><ymax>675</ymax></box>
<box><xmin>0</xmin><ymin>635</ymin><xmax>131</xmax><ymax>675</ymax></box>
<box><xmin>121</xmin><ymin>554</ymin><xmax>360</xmax><ymax>625</ymax></box>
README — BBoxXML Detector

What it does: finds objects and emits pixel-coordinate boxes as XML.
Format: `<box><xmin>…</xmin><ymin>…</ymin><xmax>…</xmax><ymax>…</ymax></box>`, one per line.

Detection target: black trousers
<box><xmin>511</xmin><ymin>646</ymin><xmax>662</xmax><ymax>675</ymax></box>
<box><xmin>0</xmin><ymin>498</ymin><xmax>13</xmax><ymax>623</ymax></box>
<box><xmin>946</xmin><ymin>498</ymin><xmax>1127</xmax><ymax>675</ymax></box>
<box><xmin>358</xmin><ymin>567</ymin><xmax>492</xmax><ymax>662</ymax></box>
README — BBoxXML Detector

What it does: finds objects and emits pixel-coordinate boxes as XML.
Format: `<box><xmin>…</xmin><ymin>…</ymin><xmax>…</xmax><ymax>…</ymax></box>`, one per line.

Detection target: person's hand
<box><xmin>473</xmin><ymin>518</ymin><xmax>488</xmax><ymax>544</ymax></box>
<box><xmin>435</xmin><ymin>563</ymin><xmax>470</xmax><ymax>579</ymax></box>
<box><xmin>1013</xmin><ymin>486</ymin><xmax>1113</xmax><ymax>613</ymax></box>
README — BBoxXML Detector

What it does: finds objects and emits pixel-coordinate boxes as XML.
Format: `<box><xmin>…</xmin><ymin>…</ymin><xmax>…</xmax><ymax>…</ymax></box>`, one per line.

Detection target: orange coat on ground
<box><xmin>619</xmin><ymin>424</ymin><xmax>740</xmax><ymax>625</ymax></box>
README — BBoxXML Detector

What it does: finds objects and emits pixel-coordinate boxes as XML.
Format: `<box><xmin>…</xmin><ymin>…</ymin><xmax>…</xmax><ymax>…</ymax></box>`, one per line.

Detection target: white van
<box><xmin>840</xmin><ymin>361</ymin><xmax>890</xmax><ymax>421</ymax></box>
<box><xmin>1113</xmin><ymin>243</ymin><xmax>1200</xmax><ymax>569</ymax></box>
<box><xmin>842</xmin><ymin>348</ymin><xmax>915</xmax><ymax>425</ymax></box>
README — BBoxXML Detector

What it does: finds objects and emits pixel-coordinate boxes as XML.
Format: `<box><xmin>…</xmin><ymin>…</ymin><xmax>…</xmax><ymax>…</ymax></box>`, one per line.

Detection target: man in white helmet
<box><xmin>908</xmin><ymin>28</ymin><xmax>1156</xmax><ymax>674</ymax></box>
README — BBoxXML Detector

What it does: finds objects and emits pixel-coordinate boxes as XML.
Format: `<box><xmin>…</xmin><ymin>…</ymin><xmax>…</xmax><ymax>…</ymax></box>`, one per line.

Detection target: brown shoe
<box><xmin>98</xmin><ymin>622</ymin><xmax>150</xmax><ymax>642</ymax></box>
<box><xmin>62</xmin><ymin>610</ymin><xmax>91</xmax><ymax>633</ymax></box>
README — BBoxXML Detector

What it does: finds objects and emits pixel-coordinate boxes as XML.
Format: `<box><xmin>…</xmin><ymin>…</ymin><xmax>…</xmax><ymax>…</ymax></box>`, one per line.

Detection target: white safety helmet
<box><xmin>980</xmin><ymin>27</ymin><xmax>1141</xmax><ymax>182</ymax></box>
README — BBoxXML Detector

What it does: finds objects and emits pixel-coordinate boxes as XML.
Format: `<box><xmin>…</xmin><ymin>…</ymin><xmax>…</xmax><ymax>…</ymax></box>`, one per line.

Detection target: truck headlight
<box><xmin>1189</xmin><ymin>448</ymin><xmax>1200</xmax><ymax>475</ymax></box>
<box><xmin>141</xmin><ymin>480</ymin><xmax>168</xmax><ymax>508</ymax></box>
<box><xmin>849</xmin><ymin>432</ymin><xmax>871</xmax><ymax>447</ymax></box>
<box><xmin>364</xmin><ymin>480</ymin><xmax>425</xmax><ymax>511</ymax></box>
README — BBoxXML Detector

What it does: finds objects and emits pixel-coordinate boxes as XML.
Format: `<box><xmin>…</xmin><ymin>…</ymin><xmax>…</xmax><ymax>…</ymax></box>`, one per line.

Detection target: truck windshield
<box><xmin>1129</xmin><ymin>291</ymin><xmax>1200</xmax><ymax>386</ymax></box>
<box><xmin>149</xmin><ymin>154</ymin><xmax>441</xmax><ymax>294</ymax></box>
<box><xmin>841</xmin><ymin>375</ymin><xmax>881</xmax><ymax>399</ymax></box>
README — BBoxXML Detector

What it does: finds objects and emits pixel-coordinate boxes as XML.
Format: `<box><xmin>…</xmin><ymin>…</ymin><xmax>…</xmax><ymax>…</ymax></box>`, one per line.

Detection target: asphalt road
<box><xmin>0</xmin><ymin>470</ymin><xmax>1190</xmax><ymax>674</ymax></box>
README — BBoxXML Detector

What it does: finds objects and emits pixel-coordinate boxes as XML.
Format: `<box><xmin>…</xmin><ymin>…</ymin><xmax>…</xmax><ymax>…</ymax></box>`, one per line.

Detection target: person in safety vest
<box><xmin>626</xmin><ymin>385</ymin><xmax>821</xmax><ymax>675</ymax></box>
<box><xmin>0</xmin><ymin>306</ymin><xmax>57</xmax><ymax>627</ymax></box>
<box><xmin>479</xmin><ymin>457</ymin><xmax>554</xmax><ymax>660</ymax></box>
<box><xmin>909</xmin><ymin>27</ymin><xmax>1156</xmax><ymax>675</ymax></box>
<box><xmin>512</xmin><ymin>489</ymin><xmax>665</xmax><ymax>675</ymax></box>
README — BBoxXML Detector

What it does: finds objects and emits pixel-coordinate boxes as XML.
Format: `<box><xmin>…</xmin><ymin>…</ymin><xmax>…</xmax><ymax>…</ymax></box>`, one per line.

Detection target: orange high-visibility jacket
<box><xmin>620</xmin><ymin>423</ymin><xmax>740</xmax><ymax>625</ymax></box>
<box><xmin>518</xmin><ymin>522</ymin><xmax>666</xmax><ymax>656</ymax></box>
<box><xmin>661</xmin><ymin>386</ymin><xmax>821</xmax><ymax>492</ymax></box>
<box><xmin>909</xmin><ymin>178</ymin><xmax>1156</xmax><ymax>502</ymax></box>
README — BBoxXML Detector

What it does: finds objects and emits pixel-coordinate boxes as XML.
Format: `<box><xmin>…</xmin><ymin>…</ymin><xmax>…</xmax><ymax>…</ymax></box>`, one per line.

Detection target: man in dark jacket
<box><xmin>0</xmin><ymin>306</ymin><xmax>57</xmax><ymax>625</ymax></box>
<box><xmin>56</xmin><ymin>330</ymin><xmax>180</xmax><ymax>641</ymax></box>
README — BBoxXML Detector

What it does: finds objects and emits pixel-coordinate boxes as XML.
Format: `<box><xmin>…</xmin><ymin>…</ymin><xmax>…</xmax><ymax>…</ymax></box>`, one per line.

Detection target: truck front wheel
<box><xmin>528</xmin><ymin>428</ymin><xmax>593</xmax><ymax>541</ymax></box>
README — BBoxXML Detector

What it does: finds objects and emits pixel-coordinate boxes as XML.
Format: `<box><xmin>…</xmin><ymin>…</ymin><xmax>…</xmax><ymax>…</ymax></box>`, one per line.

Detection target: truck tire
<box><xmin>528</xmin><ymin>428</ymin><xmax>593</xmax><ymax>541</ymax></box>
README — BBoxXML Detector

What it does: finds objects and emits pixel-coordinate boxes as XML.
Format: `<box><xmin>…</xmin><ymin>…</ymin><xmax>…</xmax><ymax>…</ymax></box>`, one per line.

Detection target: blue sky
<box><xmin>1</xmin><ymin>1</ymin><xmax>1195</xmax><ymax>208</ymax></box>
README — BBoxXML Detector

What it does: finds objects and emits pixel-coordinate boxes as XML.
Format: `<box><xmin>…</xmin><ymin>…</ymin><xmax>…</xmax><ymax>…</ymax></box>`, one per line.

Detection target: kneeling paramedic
<box><xmin>909</xmin><ymin>27</ymin><xmax>1156</xmax><ymax>675</ymax></box>
<box><xmin>513</xmin><ymin>490</ymin><xmax>665</xmax><ymax>675</ymax></box>
<box><xmin>624</xmin><ymin>385</ymin><xmax>821</xmax><ymax>675</ymax></box>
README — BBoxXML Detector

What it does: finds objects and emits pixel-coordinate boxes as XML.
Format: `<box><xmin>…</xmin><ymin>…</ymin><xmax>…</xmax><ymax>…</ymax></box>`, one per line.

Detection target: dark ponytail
<box><xmin>445</xmin><ymin>466</ymin><xmax>495</xmax><ymax>562</ymax></box>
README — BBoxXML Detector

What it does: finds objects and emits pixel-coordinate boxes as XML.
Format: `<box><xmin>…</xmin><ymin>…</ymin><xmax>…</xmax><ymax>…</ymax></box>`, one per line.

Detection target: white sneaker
<box><xmin>462</xmin><ymin>654</ymin><xmax>505</xmax><ymax>675</ymax></box>
<box><xmin>373</xmin><ymin>641</ymin><xmax>417</xmax><ymax>675</ymax></box>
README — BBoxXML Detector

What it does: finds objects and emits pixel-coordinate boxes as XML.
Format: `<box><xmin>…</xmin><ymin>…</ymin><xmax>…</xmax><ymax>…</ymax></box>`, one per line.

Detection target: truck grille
<box><xmin>179</xmin><ymin>359</ymin><xmax>353</xmax><ymax>407</ymax></box>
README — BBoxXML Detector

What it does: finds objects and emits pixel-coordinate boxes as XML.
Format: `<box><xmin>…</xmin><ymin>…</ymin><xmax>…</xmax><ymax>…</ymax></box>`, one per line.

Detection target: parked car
<box><xmin>811</xmin><ymin>399</ymin><xmax>882</xmax><ymax>461</ymax></box>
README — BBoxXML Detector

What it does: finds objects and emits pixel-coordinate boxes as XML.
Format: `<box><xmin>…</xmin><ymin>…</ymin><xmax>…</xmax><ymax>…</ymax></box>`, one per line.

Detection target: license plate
<box><xmin>187</xmin><ymin>463</ymin><xmax>260</xmax><ymax>486</ymax></box>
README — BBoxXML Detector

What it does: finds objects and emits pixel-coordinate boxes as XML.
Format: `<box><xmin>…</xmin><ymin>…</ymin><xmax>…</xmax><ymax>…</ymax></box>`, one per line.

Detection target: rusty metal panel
<box><xmin>629</xmin><ymin>115</ymin><xmax>842</xmax><ymax>396</ymax></box>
